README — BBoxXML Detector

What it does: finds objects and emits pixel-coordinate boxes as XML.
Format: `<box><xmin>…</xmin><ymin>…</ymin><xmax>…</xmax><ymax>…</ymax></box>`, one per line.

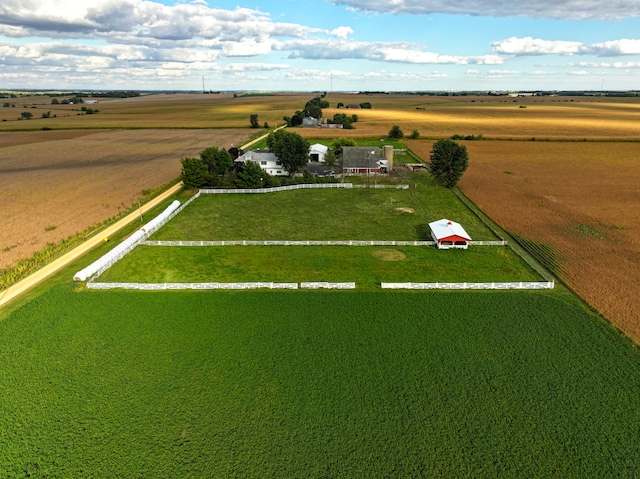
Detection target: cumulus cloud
<box><xmin>280</xmin><ymin>39</ymin><xmax>505</xmax><ymax>65</ymax></box>
<box><xmin>331</xmin><ymin>26</ymin><xmax>354</xmax><ymax>39</ymax></box>
<box><xmin>493</xmin><ymin>37</ymin><xmax>640</xmax><ymax>58</ymax></box>
<box><xmin>582</xmin><ymin>39</ymin><xmax>640</xmax><ymax>56</ymax></box>
<box><xmin>493</xmin><ymin>37</ymin><xmax>582</xmax><ymax>55</ymax></box>
<box><xmin>326</xmin><ymin>0</ymin><xmax>640</xmax><ymax>20</ymax></box>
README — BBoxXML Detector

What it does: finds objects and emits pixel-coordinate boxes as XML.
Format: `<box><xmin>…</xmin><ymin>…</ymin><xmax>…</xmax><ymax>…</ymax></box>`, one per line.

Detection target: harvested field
<box><xmin>5</xmin><ymin>93</ymin><xmax>640</xmax><ymax>140</ymax></box>
<box><xmin>0</xmin><ymin>129</ymin><xmax>249</xmax><ymax>270</ymax></box>
<box><xmin>407</xmin><ymin>139</ymin><xmax>640</xmax><ymax>341</ymax></box>
<box><xmin>299</xmin><ymin>94</ymin><xmax>640</xmax><ymax>141</ymax></box>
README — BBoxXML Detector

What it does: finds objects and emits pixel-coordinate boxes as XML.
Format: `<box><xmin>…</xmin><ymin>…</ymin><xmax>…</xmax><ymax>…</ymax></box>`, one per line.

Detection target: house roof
<box><xmin>343</xmin><ymin>146</ymin><xmax>383</xmax><ymax>168</ymax></box>
<box><xmin>309</xmin><ymin>143</ymin><xmax>328</xmax><ymax>154</ymax></box>
<box><xmin>428</xmin><ymin>219</ymin><xmax>472</xmax><ymax>241</ymax></box>
<box><xmin>236</xmin><ymin>150</ymin><xmax>278</xmax><ymax>163</ymax></box>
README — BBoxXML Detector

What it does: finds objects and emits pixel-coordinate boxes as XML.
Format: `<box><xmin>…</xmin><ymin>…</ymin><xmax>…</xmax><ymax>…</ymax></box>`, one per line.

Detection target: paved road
<box><xmin>0</xmin><ymin>182</ymin><xmax>183</xmax><ymax>309</ymax></box>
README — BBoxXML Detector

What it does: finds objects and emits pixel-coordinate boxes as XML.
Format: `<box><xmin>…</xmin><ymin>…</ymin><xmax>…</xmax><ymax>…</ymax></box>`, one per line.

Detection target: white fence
<box><xmin>87</xmin><ymin>281</ymin><xmax>355</xmax><ymax>290</ymax></box>
<box><xmin>200</xmin><ymin>183</ymin><xmax>352</xmax><ymax>194</ymax></box>
<box><xmin>142</xmin><ymin>240</ymin><xmax>436</xmax><ymax>247</ymax></box>
<box><xmin>381</xmin><ymin>281</ymin><xmax>554</xmax><ymax>290</ymax></box>
<box><xmin>300</xmin><ymin>282</ymin><xmax>356</xmax><ymax>289</ymax></box>
<box><xmin>141</xmin><ymin>240</ymin><xmax>507</xmax><ymax>247</ymax></box>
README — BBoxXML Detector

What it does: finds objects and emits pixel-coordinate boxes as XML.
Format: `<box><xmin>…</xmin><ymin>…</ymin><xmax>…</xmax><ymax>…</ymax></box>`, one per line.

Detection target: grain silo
<box><xmin>383</xmin><ymin>145</ymin><xmax>394</xmax><ymax>171</ymax></box>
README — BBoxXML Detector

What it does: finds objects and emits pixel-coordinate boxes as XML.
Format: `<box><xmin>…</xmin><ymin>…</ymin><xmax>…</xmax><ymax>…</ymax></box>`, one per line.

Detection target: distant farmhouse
<box><xmin>429</xmin><ymin>219</ymin><xmax>472</xmax><ymax>249</ymax></box>
<box><xmin>235</xmin><ymin>150</ymin><xmax>289</xmax><ymax>176</ymax></box>
<box><xmin>303</xmin><ymin>116</ymin><xmax>319</xmax><ymax>128</ymax></box>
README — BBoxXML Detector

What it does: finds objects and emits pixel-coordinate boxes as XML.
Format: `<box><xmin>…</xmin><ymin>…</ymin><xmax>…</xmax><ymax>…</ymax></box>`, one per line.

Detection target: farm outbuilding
<box><xmin>429</xmin><ymin>219</ymin><xmax>472</xmax><ymax>249</ymax></box>
<box><xmin>309</xmin><ymin>143</ymin><xmax>328</xmax><ymax>162</ymax></box>
<box><xmin>342</xmin><ymin>146</ymin><xmax>388</xmax><ymax>175</ymax></box>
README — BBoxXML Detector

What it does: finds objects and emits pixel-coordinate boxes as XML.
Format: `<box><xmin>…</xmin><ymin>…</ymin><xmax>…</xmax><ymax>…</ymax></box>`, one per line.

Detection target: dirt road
<box><xmin>0</xmin><ymin>182</ymin><xmax>183</xmax><ymax>309</ymax></box>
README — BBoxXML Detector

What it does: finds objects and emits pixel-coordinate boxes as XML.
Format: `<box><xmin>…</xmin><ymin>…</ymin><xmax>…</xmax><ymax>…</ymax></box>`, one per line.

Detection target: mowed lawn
<box><xmin>99</xmin><ymin>244</ymin><xmax>540</xmax><ymax>287</ymax></box>
<box><xmin>1</xmin><ymin>285</ymin><xmax>639</xmax><ymax>477</ymax></box>
<box><xmin>153</xmin><ymin>185</ymin><xmax>500</xmax><ymax>242</ymax></box>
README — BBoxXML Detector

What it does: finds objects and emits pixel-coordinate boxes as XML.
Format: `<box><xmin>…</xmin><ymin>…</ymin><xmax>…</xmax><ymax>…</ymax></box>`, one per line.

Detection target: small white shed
<box><xmin>429</xmin><ymin>219</ymin><xmax>472</xmax><ymax>249</ymax></box>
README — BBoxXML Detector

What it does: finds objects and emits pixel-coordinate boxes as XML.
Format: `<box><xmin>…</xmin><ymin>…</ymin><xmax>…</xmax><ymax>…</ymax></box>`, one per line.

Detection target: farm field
<box><xmin>2</xmin><ymin>88</ymin><xmax>640</xmax><ymax>477</ymax></box>
<box><xmin>0</xmin><ymin>128</ymin><xmax>249</xmax><ymax>271</ymax></box>
<box><xmin>408</xmin><ymin>139</ymin><xmax>640</xmax><ymax>342</ymax></box>
<box><xmin>3</xmin><ymin>92</ymin><xmax>640</xmax><ymax>141</ymax></box>
<box><xmin>1</xmin><ymin>284</ymin><xmax>639</xmax><ymax>477</ymax></box>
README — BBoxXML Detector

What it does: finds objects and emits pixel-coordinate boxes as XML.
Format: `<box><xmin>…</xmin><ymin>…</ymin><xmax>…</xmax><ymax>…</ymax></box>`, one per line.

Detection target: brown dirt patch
<box><xmin>372</xmin><ymin>249</ymin><xmax>407</xmax><ymax>261</ymax></box>
<box><xmin>0</xmin><ymin>129</ymin><xmax>250</xmax><ymax>271</ymax></box>
<box><xmin>411</xmin><ymin>140</ymin><xmax>640</xmax><ymax>343</ymax></box>
<box><xmin>394</xmin><ymin>207</ymin><xmax>415</xmax><ymax>214</ymax></box>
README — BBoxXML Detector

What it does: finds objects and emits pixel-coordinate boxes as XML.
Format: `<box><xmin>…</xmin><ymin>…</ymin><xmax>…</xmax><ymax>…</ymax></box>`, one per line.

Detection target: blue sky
<box><xmin>1</xmin><ymin>0</ymin><xmax>640</xmax><ymax>91</ymax></box>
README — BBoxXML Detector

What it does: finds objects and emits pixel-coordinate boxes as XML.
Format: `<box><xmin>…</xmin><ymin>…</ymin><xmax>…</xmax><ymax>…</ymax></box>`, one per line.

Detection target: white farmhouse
<box><xmin>309</xmin><ymin>143</ymin><xmax>328</xmax><ymax>162</ymax></box>
<box><xmin>235</xmin><ymin>150</ymin><xmax>289</xmax><ymax>176</ymax></box>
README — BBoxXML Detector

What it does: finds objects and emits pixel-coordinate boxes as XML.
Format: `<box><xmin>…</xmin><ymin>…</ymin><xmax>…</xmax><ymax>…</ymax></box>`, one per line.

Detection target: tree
<box><xmin>266</xmin><ymin>130</ymin><xmax>310</xmax><ymax>176</ymax></box>
<box><xmin>305</xmin><ymin>104</ymin><xmax>322</xmax><ymax>119</ymax></box>
<box><xmin>408</xmin><ymin>129</ymin><xmax>420</xmax><ymax>139</ymax></box>
<box><xmin>250</xmin><ymin>114</ymin><xmax>259</xmax><ymax>128</ymax></box>
<box><xmin>200</xmin><ymin>147</ymin><xmax>233</xmax><ymax>185</ymax></box>
<box><xmin>428</xmin><ymin>139</ymin><xmax>469</xmax><ymax>188</ymax></box>
<box><xmin>236</xmin><ymin>161</ymin><xmax>264</xmax><ymax>188</ymax></box>
<box><xmin>323</xmin><ymin>148</ymin><xmax>337</xmax><ymax>168</ymax></box>
<box><xmin>180</xmin><ymin>157</ymin><xmax>213</xmax><ymax>189</ymax></box>
<box><xmin>388</xmin><ymin>125</ymin><xmax>404</xmax><ymax>138</ymax></box>
<box><xmin>20</xmin><ymin>111</ymin><xmax>33</xmax><ymax>120</ymax></box>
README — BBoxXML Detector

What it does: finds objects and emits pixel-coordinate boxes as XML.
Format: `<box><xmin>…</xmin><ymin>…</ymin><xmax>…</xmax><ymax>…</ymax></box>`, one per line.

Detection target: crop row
<box><xmin>1</xmin><ymin>286</ymin><xmax>640</xmax><ymax>477</ymax></box>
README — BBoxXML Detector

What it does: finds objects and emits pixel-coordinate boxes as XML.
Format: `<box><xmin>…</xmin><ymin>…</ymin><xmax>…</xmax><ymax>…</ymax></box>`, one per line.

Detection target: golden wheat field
<box><xmin>407</xmin><ymin>139</ymin><xmax>640</xmax><ymax>342</ymax></box>
<box><xmin>309</xmin><ymin>93</ymin><xmax>640</xmax><ymax>141</ymax></box>
<box><xmin>0</xmin><ymin>129</ymin><xmax>249</xmax><ymax>270</ymax></box>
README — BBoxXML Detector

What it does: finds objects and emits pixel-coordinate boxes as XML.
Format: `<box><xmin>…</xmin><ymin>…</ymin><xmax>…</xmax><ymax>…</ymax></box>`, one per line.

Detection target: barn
<box><xmin>428</xmin><ymin>219</ymin><xmax>472</xmax><ymax>249</ymax></box>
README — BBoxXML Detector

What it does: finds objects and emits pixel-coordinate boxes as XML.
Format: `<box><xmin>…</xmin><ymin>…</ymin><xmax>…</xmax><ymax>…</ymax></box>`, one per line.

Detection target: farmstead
<box><xmin>429</xmin><ymin>218</ymin><xmax>472</xmax><ymax>249</ymax></box>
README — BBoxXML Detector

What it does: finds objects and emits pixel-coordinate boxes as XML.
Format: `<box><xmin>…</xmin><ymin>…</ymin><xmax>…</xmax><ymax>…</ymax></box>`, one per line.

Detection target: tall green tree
<box><xmin>180</xmin><ymin>157</ymin><xmax>213</xmax><ymax>189</ymax></box>
<box><xmin>428</xmin><ymin>139</ymin><xmax>469</xmax><ymax>188</ymax></box>
<box><xmin>250</xmin><ymin>114</ymin><xmax>259</xmax><ymax>128</ymax></box>
<box><xmin>200</xmin><ymin>147</ymin><xmax>233</xmax><ymax>185</ymax></box>
<box><xmin>267</xmin><ymin>130</ymin><xmax>310</xmax><ymax>176</ymax></box>
<box><xmin>236</xmin><ymin>161</ymin><xmax>264</xmax><ymax>188</ymax></box>
<box><xmin>388</xmin><ymin>125</ymin><xmax>404</xmax><ymax>138</ymax></box>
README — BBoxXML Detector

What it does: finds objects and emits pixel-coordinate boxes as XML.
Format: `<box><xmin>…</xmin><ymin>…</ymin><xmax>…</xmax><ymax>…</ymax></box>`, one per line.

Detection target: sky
<box><xmin>2</xmin><ymin>0</ymin><xmax>640</xmax><ymax>91</ymax></box>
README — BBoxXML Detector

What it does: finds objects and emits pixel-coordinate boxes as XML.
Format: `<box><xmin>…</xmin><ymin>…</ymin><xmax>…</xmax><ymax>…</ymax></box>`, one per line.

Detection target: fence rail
<box><xmin>141</xmin><ymin>240</ymin><xmax>507</xmax><ymax>247</ymax></box>
<box><xmin>381</xmin><ymin>281</ymin><xmax>554</xmax><ymax>290</ymax></box>
<box><xmin>87</xmin><ymin>281</ymin><xmax>356</xmax><ymax>290</ymax></box>
<box><xmin>200</xmin><ymin>183</ymin><xmax>352</xmax><ymax>194</ymax></box>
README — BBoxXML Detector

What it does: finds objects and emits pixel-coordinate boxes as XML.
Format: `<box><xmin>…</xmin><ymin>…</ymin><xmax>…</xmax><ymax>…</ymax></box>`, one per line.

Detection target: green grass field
<box><xmin>104</xmin><ymin>182</ymin><xmax>524</xmax><ymax>288</ymax></box>
<box><xmin>99</xmin><ymin>245</ymin><xmax>540</xmax><ymax>287</ymax></box>
<box><xmin>1</xmin><ymin>285</ymin><xmax>639</xmax><ymax>477</ymax></box>
<box><xmin>153</xmin><ymin>186</ymin><xmax>499</xmax><ymax>242</ymax></box>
